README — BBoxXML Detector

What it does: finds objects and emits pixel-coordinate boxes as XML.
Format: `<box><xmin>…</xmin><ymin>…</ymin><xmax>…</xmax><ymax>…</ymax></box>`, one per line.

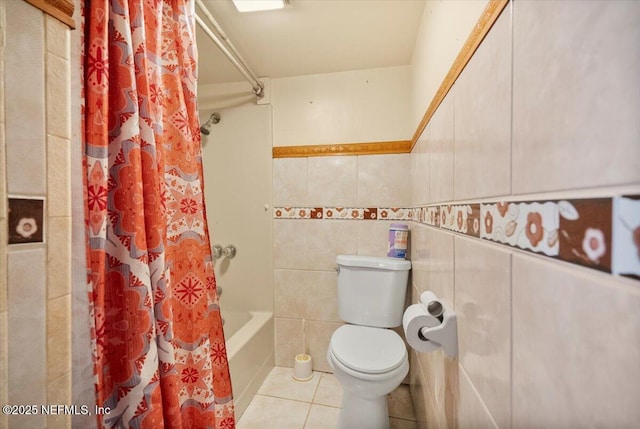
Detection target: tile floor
<box><xmin>238</xmin><ymin>366</ymin><xmax>418</xmax><ymax>429</ymax></box>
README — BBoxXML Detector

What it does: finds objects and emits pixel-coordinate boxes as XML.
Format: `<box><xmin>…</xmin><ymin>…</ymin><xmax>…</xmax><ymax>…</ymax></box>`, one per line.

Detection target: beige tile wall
<box><xmin>0</xmin><ymin>2</ymin><xmax>73</xmax><ymax>429</ymax></box>
<box><xmin>273</xmin><ymin>154</ymin><xmax>412</xmax><ymax>371</ymax></box>
<box><xmin>511</xmin><ymin>0</ymin><xmax>640</xmax><ymax>194</ymax></box>
<box><xmin>410</xmin><ymin>1</ymin><xmax>640</xmax><ymax>428</ymax></box>
<box><xmin>454</xmin><ymin>238</ymin><xmax>510</xmax><ymax>429</ymax></box>
<box><xmin>512</xmin><ymin>256</ymin><xmax>640</xmax><ymax>428</ymax></box>
<box><xmin>453</xmin><ymin>7</ymin><xmax>511</xmax><ymax>201</ymax></box>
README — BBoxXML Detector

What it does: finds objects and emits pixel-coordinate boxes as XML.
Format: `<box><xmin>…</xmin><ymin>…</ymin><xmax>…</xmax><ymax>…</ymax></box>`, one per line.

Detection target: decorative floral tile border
<box><xmin>274</xmin><ymin>194</ymin><xmax>640</xmax><ymax>282</ymax></box>
<box><xmin>273</xmin><ymin>207</ymin><xmax>324</xmax><ymax>220</ymax></box>
<box><xmin>273</xmin><ymin>207</ymin><xmax>411</xmax><ymax>221</ymax></box>
<box><xmin>481</xmin><ymin>201</ymin><xmax>560</xmax><ymax>257</ymax></box>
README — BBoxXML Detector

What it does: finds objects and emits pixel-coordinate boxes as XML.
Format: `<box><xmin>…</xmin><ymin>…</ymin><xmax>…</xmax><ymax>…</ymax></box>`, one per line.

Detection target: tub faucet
<box><xmin>212</xmin><ymin>244</ymin><xmax>222</xmax><ymax>259</ymax></box>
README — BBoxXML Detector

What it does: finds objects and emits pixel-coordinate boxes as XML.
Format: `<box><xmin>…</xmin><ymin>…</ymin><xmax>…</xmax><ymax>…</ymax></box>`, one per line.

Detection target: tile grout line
<box><xmin>509</xmin><ymin>251</ymin><xmax>514</xmax><ymax>429</ymax></box>
<box><xmin>301</xmin><ymin>371</ymin><xmax>324</xmax><ymax>428</ymax></box>
<box><xmin>252</xmin><ymin>368</ymin><xmax>419</xmax><ymax>427</ymax></box>
<box><xmin>253</xmin><ymin>392</ymin><xmax>315</xmax><ymax>406</ymax></box>
<box><xmin>310</xmin><ymin>372</ymin><xmax>323</xmax><ymax>405</ymax></box>
<box><xmin>301</xmin><ymin>401</ymin><xmax>313</xmax><ymax>429</ymax></box>
<box><xmin>508</xmin><ymin>0</ymin><xmax>514</xmax><ymax>198</ymax></box>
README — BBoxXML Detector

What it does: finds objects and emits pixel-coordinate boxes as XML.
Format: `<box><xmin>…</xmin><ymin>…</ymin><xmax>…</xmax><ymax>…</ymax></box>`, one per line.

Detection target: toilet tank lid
<box><xmin>336</xmin><ymin>255</ymin><xmax>411</xmax><ymax>271</ymax></box>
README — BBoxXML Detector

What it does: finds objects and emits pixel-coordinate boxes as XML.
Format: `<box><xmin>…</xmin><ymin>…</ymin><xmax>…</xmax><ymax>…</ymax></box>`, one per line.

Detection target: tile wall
<box><xmin>0</xmin><ymin>2</ymin><xmax>73</xmax><ymax>429</ymax></box>
<box><xmin>273</xmin><ymin>154</ymin><xmax>412</xmax><ymax>371</ymax></box>
<box><xmin>273</xmin><ymin>1</ymin><xmax>640</xmax><ymax>426</ymax></box>
<box><xmin>410</xmin><ymin>2</ymin><xmax>640</xmax><ymax>428</ymax></box>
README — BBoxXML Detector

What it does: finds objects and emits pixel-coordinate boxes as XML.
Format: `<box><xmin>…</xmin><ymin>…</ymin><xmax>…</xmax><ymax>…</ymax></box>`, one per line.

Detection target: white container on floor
<box><xmin>293</xmin><ymin>353</ymin><xmax>313</xmax><ymax>381</ymax></box>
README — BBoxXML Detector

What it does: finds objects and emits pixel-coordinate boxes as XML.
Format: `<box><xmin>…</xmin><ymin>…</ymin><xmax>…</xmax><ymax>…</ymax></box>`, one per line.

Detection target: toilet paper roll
<box><xmin>420</xmin><ymin>291</ymin><xmax>440</xmax><ymax>312</ymax></box>
<box><xmin>402</xmin><ymin>303</ymin><xmax>440</xmax><ymax>353</ymax></box>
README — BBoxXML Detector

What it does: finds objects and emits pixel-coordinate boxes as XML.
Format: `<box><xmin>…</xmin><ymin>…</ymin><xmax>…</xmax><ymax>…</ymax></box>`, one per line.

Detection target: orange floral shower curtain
<box><xmin>82</xmin><ymin>1</ymin><xmax>234</xmax><ymax>427</ymax></box>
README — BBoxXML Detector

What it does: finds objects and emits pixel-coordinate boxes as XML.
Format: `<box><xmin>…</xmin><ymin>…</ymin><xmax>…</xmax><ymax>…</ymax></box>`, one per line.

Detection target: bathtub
<box><xmin>222</xmin><ymin>310</ymin><xmax>274</xmax><ymax>418</ymax></box>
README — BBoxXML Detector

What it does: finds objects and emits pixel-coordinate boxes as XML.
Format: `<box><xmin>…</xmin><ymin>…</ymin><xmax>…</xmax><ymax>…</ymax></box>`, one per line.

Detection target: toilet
<box><xmin>327</xmin><ymin>255</ymin><xmax>411</xmax><ymax>429</ymax></box>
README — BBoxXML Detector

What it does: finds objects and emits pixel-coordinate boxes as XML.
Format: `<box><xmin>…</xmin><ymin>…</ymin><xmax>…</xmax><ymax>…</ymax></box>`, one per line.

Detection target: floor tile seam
<box><xmin>253</xmin><ymin>392</ymin><xmax>316</xmax><ymax>405</ymax></box>
<box><xmin>310</xmin><ymin>372</ymin><xmax>326</xmax><ymax>404</ymax></box>
<box><xmin>310</xmin><ymin>401</ymin><xmax>340</xmax><ymax>409</ymax></box>
<box><xmin>301</xmin><ymin>403</ymin><xmax>313</xmax><ymax>428</ymax></box>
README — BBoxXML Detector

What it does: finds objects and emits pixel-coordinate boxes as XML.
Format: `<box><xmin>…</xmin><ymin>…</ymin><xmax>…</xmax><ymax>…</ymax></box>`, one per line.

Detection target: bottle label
<box><xmin>394</xmin><ymin>230</ymin><xmax>408</xmax><ymax>249</ymax></box>
<box><xmin>388</xmin><ymin>229</ymin><xmax>408</xmax><ymax>258</ymax></box>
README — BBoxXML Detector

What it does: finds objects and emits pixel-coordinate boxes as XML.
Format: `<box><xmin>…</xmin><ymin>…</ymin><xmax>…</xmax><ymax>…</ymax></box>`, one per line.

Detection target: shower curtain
<box><xmin>82</xmin><ymin>1</ymin><xmax>234</xmax><ymax>428</ymax></box>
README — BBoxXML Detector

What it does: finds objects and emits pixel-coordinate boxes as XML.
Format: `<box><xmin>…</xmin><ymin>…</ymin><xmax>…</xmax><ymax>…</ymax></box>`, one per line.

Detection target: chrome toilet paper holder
<box><xmin>418</xmin><ymin>292</ymin><xmax>458</xmax><ymax>358</ymax></box>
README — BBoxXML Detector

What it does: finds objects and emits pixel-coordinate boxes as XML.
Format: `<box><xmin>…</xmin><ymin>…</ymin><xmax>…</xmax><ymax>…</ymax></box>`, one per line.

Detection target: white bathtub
<box><xmin>222</xmin><ymin>310</ymin><xmax>274</xmax><ymax>418</ymax></box>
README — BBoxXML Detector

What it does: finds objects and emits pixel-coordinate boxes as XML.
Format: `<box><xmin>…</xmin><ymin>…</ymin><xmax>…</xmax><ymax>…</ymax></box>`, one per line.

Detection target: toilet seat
<box><xmin>330</xmin><ymin>325</ymin><xmax>407</xmax><ymax>375</ymax></box>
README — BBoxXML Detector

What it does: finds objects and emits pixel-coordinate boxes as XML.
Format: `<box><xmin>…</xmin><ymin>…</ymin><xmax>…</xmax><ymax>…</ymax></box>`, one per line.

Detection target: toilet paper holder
<box><xmin>418</xmin><ymin>292</ymin><xmax>458</xmax><ymax>358</ymax></box>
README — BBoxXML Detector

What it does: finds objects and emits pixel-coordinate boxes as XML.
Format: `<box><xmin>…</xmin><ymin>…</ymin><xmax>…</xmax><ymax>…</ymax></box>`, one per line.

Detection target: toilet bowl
<box><xmin>329</xmin><ymin>255</ymin><xmax>411</xmax><ymax>429</ymax></box>
<box><xmin>327</xmin><ymin>325</ymin><xmax>409</xmax><ymax>429</ymax></box>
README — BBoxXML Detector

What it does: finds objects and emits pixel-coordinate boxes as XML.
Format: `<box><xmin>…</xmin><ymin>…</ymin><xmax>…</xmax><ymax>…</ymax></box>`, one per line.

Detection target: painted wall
<box><xmin>272</xmin><ymin>66</ymin><xmax>412</xmax><ymax>146</ymax></box>
<box><xmin>409</xmin><ymin>1</ymin><xmax>640</xmax><ymax>428</ymax></box>
<box><xmin>0</xmin><ymin>2</ymin><xmax>73</xmax><ymax>428</ymax></box>
<box><xmin>200</xmin><ymin>102</ymin><xmax>274</xmax><ymax>316</ymax></box>
<box><xmin>410</xmin><ymin>0</ymin><xmax>488</xmax><ymax>130</ymax></box>
<box><xmin>199</xmin><ymin>65</ymin><xmax>413</xmax><ymax>148</ymax></box>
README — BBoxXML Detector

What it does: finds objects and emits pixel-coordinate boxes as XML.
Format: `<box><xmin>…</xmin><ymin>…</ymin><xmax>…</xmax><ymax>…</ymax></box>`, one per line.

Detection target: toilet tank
<box><xmin>336</xmin><ymin>255</ymin><xmax>411</xmax><ymax>328</ymax></box>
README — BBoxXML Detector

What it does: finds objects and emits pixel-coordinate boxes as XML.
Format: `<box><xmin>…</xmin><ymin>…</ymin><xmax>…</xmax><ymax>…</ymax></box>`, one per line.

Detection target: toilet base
<box><xmin>327</xmin><ymin>327</ymin><xmax>409</xmax><ymax>429</ymax></box>
<box><xmin>338</xmin><ymin>392</ymin><xmax>390</xmax><ymax>429</ymax></box>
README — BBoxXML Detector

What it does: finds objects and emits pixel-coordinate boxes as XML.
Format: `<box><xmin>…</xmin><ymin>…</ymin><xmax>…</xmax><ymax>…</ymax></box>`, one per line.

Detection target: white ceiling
<box><xmin>196</xmin><ymin>0</ymin><xmax>426</xmax><ymax>85</ymax></box>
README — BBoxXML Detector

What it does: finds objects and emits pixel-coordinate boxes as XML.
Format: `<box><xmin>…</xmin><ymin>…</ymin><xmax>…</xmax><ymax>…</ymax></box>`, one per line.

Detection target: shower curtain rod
<box><xmin>195</xmin><ymin>0</ymin><xmax>265</xmax><ymax>98</ymax></box>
